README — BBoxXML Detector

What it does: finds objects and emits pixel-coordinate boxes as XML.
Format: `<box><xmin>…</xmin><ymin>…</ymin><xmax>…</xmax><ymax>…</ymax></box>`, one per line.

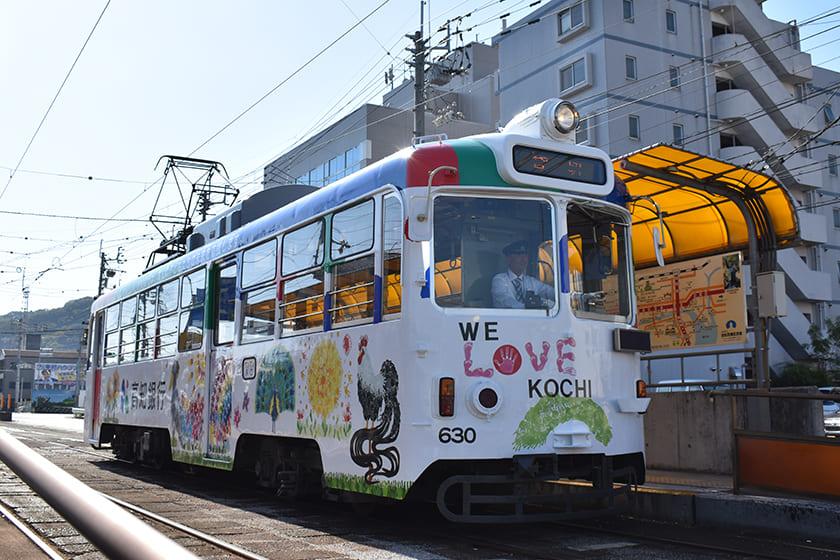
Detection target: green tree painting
<box><xmin>255</xmin><ymin>347</ymin><xmax>295</xmax><ymax>432</ymax></box>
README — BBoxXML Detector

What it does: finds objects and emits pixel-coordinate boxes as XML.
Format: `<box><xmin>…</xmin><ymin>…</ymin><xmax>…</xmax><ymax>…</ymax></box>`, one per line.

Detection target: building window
<box><xmin>672</xmin><ymin>124</ymin><xmax>684</xmax><ymax>146</ymax></box>
<box><xmin>559</xmin><ymin>58</ymin><xmax>587</xmax><ymax>92</ymax></box>
<box><xmin>558</xmin><ymin>2</ymin><xmax>585</xmax><ymax>36</ymax></box>
<box><xmin>794</xmin><ymin>83</ymin><xmax>806</xmax><ymax>102</ymax></box>
<box><xmin>830</xmin><ymin>154</ymin><xmax>838</xmax><ymax>176</ymax></box>
<box><xmin>669</xmin><ymin>66</ymin><xmax>680</xmax><ymax>87</ymax></box>
<box><xmin>625</xmin><ymin>56</ymin><xmax>637</xmax><ymax>80</ymax></box>
<box><xmin>623</xmin><ymin>0</ymin><xmax>634</xmax><ymax>21</ymax></box>
<box><xmin>576</xmin><ymin>116</ymin><xmax>591</xmax><ymax>145</ymax></box>
<box><xmin>629</xmin><ymin>115</ymin><xmax>640</xmax><ymax>140</ymax></box>
<box><xmin>824</xmin><ymin>104</ymin><xmax>836</xmax><ymax>124</ymax></box>
<box><xmin>665</xmin><ymin>9</ymin><xmax>677</xmax><ymax>34</ymax></box>
<box><xmin>834</xmin><ymin>208</ymin><xmax>840</xmax><ymax>228</ymax></box>
<box><xmin>720</xmin><ymin>133</ymin><xmax>742</xmax><ymax>148</ymax></box>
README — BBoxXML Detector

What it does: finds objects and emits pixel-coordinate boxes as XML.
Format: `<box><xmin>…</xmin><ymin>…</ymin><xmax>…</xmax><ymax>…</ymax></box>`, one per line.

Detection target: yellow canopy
<box><xmin>614</xmin><ymin>144</ymin><xmax>799</xmax><ymax>269</ymax></box>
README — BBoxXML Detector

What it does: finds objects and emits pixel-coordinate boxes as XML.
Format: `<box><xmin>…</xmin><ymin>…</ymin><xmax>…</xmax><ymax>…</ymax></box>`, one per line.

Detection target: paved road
<box><xmin>0</xmin><ymin>414</ymin><xmax>839</xmax><ymax>559</ymax></box>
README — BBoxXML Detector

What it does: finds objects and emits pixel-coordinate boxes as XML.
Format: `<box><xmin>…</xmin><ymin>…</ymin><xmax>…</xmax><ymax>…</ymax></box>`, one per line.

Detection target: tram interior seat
<box><xmin>464</xmin><ymin>250</ymin><xmax>504</xmax><ymax>308</ymax></box>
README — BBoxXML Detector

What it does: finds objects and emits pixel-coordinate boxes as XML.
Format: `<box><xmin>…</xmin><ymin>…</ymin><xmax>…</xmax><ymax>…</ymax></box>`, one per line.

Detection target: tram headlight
<box><xmin>636</xmin><ymin>379</ymin><xmax>648</xmax><ymax>398</ymax></box>
<box><xmin>552</xmin><ymin>101</ymin><xmax>579</xmax><ymax>134</ymax></box>
<box><xmin>468</xmin><ymin>381</ymin><xmax>502</xmax><ymax>418</ymax></box>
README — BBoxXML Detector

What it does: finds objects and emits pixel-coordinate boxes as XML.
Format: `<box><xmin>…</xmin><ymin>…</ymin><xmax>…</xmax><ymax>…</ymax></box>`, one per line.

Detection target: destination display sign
<box><xmin>512</xmin><ymin>145</ymin><xmax>607</xmax><ymax>185</ymax></box>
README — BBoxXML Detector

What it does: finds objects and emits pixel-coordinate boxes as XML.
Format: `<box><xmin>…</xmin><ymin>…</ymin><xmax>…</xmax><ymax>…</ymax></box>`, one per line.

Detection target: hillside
<box><xmin>0</xmin><ymin>297</ymin><xmax>93</xmax><ymax>352</ymax></box>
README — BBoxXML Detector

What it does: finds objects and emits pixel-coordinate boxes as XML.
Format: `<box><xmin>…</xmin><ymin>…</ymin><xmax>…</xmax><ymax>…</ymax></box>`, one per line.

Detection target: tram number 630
<box><xmin>438</xmin><ymin>427</ymin><xmax>476</xmax><ymax>444</ymax></box>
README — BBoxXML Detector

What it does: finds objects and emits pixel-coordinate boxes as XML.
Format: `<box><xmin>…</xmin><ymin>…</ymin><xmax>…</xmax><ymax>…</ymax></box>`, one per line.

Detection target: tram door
<box><xmin>206</xmin><ymin>259</ymin><xmax>238</xmax><ymax>461</ymax></box>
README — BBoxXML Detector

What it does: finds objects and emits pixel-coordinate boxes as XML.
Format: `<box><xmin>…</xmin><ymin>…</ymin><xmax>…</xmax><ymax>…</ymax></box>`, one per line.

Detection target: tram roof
<box><xmin>614</xmin><ymin>144</ymin><xmax>800</xmax><ymax>269</ymax></box>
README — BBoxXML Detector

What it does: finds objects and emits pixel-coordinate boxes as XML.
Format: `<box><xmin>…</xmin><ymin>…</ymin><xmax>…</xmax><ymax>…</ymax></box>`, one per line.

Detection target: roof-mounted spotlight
<box><xmin>552</xmin><ymin>101</ymin><xmax>580</xmax><ymax>134</ymax></box>
<box><xmin>501</xmin><ymin>98</ymin><xmax>580</xmax><ymax>142</ymax></box>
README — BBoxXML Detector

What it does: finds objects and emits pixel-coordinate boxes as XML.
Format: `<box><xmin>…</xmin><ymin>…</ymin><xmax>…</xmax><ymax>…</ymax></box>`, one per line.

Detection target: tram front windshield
<box><xmin>433</xmin><ymin>196</ymin><xmax>556</xmax><ymax>309</ymax></box>
<box><xmin>433</xmin><ymin>195</ymin><xmax>631</xmax><ymax>320</ymax></box>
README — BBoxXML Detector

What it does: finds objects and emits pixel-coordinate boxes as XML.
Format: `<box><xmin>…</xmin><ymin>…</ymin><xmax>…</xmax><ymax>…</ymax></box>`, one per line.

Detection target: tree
<box><xmin>808</xmin><ymin>317</ymin><xmax>840</xmax><ymax>377</ymax></box>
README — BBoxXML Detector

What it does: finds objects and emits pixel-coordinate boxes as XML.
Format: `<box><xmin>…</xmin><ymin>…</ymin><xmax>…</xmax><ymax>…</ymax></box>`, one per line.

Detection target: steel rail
<box><xmin>0</xmin><ymin>429</ymin><xmax>200</xmax><ymax>560</ymax></box>
<box><xmin>103</xmin><ymin>494</ymin><xmax>269</xmax><ymax>560</ymax></box>
<box><xmin>0</xmin><ymin>500</ymin><xmax>64</xmax><ymax>560</ymax></box>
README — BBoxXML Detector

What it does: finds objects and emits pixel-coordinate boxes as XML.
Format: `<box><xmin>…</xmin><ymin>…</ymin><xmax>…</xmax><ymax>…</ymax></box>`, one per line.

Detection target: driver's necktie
<box><xmin>513</xmin><ymin>277</ymin><xmax>524</xmax><ymax>302</ymax></box>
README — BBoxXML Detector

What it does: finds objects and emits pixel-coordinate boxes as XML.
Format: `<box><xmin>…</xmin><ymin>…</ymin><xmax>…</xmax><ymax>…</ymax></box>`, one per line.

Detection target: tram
<box><xmin>84</xmin><ymin>98</ymin><xmax>652</xmax><ymax>522</ymax></box>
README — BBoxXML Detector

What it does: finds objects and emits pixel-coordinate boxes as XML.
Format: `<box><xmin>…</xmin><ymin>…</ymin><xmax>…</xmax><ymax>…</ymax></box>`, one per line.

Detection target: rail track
<box><xmin>1</xmin><ymin>424</ymin><xmax>840</xmax><ymax>559</ymax></box>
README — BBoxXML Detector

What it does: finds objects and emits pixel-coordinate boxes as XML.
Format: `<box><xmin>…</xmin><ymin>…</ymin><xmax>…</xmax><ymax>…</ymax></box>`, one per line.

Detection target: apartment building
<box><xmin>493</xmin><ymin>0</ymin><xmax>837</xmax><ymax>375</ymax></box>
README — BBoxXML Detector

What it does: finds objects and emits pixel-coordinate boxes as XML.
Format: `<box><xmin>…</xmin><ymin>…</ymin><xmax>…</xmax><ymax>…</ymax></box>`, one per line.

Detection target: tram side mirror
<box><xmin>407</xmin><ymin>193</ymin><xmax>432</xmax><ymax>241</ymax></box>
<box><xmin>652</xmin><ymin>227</ymin><xmax>665</xmax><ymax>267</ymax></box>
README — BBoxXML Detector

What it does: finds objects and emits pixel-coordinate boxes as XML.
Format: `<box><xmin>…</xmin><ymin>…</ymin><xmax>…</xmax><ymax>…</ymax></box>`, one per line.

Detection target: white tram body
<box><xmin>84</xmin><ymin>99</ymin><xmax>651</xmax><ymax>521</ymax></box>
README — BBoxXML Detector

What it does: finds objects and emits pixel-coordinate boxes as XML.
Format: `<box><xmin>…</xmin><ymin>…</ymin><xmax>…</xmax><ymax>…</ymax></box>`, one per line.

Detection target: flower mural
<box><xmin>208</xmin><ymin>355</ymin><xmax>234</xmax><ymax>458</ymax></box>
<box><xmin>170</xmin><ymin>355</ymin><xmax>207</xmax><ymax>460</ymax></box>
<box><xmin>102</xmin><ymin>370</ymin><xmax>121</xmax><ymax>421</ymax></box>
<box><xmin>255</xmin><ymin>346</ymin><xmax>295</xmax><ymax>432</ymax></box>
<box><xmin>297</xmin><ymin>337</ymin><xmax>352</xmax><ymax>439</ymax></box>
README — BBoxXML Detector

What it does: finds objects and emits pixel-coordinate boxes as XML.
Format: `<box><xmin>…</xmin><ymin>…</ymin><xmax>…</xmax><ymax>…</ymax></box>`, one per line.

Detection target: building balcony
<box><xmin>719</xmin><ymin>146</ymin><xmax>760</xmax><ymax>167</ymax></box>
<box><xmin>777</xmin><ymin>247</ymin><xmax>831</xmax><ymax>302</ymax></box>
<box><xmin>710</xmin><ymin>0</ymin><xmax>812</xmax><ymax>82</ymax></box>
<box><xmin>712</xmin><ymin>34</ymin><xmax>820</xmax><ymax>135</ymax></box>
<box><xmin>716</xmin><ymin>89</ymin><xmax>823</xmax><ymax>190</ymax></box>
<box><xmin>797</xmin><ymin>209</ymin><xmax>828</xmax><ymax>245</ymax></box>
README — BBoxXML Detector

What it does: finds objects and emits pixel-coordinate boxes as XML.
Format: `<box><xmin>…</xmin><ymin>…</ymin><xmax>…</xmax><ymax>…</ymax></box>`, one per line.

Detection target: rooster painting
<box><xmin>350</xmin><ymin>355</ymin><xmax>400</xmax><ymax>484</ymax></box>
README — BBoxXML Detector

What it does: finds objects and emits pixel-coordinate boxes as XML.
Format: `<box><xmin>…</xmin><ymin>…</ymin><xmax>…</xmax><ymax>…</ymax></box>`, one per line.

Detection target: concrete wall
<box><xmin>644</xmin><ymin>392</ymin><xmax>745</xmax><ymax>475</ymax></box>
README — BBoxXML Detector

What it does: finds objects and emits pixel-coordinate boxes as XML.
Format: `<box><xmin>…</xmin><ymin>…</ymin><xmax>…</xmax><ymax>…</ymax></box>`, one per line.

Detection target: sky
<box><xmin>1</xmin><ymin>0</ymin><xmax>838</xmax><ymax>316</ymax></box>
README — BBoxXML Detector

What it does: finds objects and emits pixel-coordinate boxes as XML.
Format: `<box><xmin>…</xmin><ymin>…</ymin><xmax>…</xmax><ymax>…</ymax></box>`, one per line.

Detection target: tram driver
<box><xmin>491</xmin><ymin>240</ymin><xmax>555</xmax><ymax>309</ymax></box>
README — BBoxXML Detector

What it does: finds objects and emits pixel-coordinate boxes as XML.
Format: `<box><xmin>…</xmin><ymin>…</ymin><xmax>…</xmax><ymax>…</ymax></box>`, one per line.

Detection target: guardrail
<box><xmin>641</xmin><ymin>347</ymin><xmax>752</xmax><ymax>388</ymax></box>
<box><xmin>708</xmin><ymin>388</ymin><xmax>840</xmax><ymax>499</ymax></box>
<box><xmin>0</xmin><ymin>429</ymin><xmax>199</xmax><ymax>560</ymax></box>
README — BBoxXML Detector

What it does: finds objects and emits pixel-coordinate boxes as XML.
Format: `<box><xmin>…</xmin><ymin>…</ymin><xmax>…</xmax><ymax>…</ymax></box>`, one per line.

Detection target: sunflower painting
<box><xmin>297</xmin><ymin>338</ymin><xmax>352</xmax><ymax>439</ymax></box>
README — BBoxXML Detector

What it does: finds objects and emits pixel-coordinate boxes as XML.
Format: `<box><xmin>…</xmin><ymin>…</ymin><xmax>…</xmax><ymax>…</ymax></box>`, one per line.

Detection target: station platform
<box><xmin>634</xmin><ymin>469</ymin><xmax>840</xmax><ymax>541</ymax></box>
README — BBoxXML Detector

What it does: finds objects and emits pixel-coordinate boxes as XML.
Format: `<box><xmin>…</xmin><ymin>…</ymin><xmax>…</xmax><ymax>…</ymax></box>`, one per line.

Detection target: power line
<box><xmin>188</xmin><ymin>0</ymin><xmax>393</xmax><ymax>157</ymax></box>
<box><xmin>0</xmin><ymin>0</ymin><xmax>111</xmax><ymax>203</ymax></box>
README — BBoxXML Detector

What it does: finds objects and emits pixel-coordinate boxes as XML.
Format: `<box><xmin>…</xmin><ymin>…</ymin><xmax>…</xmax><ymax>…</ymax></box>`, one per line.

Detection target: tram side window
<box><xmin>103</xmin><ymin>304</ymin><xmax>120</xmax><ymax>366</ymax></box>
<box><xmin>215</xmin><ymin>261</ymin><xmax>238</xmax><ymax>345</ymax></box>
<box><xmin>157</xmin><ymin>278</ymin><xmax>179</xmax><ymax>358</ymax></box>
<box><xmin>433</xmin><ymin>196</ymin><xmax>556</xmax><ymax>309</ymax></box>
<box><xmin>280</xmin><ymin>221</ymin><xmax>325</xmax><ymax>334</ymax></box>
<box><xmin>119</xmin><ymin>297</ymin><xmax>137</xmax><ymax>363</ymax></box>
<box><xmin>382</xmin><ymin>194</ymin><xmax>402</xmax><ymax>316</ymax></box>
<box><xmin>331</xmin><ymin>200</ymin><xmax>375</xmax><ymax>325</ymax></box>
<box><xmin>137</xmin><ymin>287</ymin><xmax>157</xmax><ymax>361</ymax></box>
<box><xmin>179</xmin><ymin>268</ymin><xmax>206</xmax><ymax>352</ymax></box>
<box><xmin>566</xmin><ymin>203</ymin><xmax>631</xmax><ymax>320</ymax></box>
<box><xmin>241</xmin><ymin>240</ymin><xmax>277</xmax><ymax>343</ymax></box>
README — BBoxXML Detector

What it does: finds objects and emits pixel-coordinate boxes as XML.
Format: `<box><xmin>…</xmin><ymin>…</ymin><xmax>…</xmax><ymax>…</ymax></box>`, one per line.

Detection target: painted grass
<box><xmin>324</xmin><ymin>472</ymin><xmax>411</xmax><ymax>500</ymax></box>
<box><xmin>171</xmin><ymin>449</ymin><xmax>234</xmax><ymax>471</ymax></box>
<box><xmin>297</xmin><ymin>419</ymin><xmax>352</xmax><ymax>440</ymax></box>
<box><xmin>513</xmin><ymin>396</ymin><xmax>612</xmax><ymax>450</ymax></box>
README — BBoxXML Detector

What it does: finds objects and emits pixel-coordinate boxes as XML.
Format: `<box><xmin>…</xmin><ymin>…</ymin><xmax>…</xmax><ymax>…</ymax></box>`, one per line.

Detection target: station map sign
<box><xmin>635</xmin><ymin>251</ymin><xmax>747</xmax><ymax>351</ymax></box>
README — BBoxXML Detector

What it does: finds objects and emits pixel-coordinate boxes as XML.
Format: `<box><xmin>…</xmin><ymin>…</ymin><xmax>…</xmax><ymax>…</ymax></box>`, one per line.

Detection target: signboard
<box><xmin>635</xmin><ymin>252</ymin><xmax>747</xmax><ymax>351</ymax></box>
<box><xmin>32</xmin><ymin>362</ymin><xmax>78</xmax><ymax>407</ymax></box>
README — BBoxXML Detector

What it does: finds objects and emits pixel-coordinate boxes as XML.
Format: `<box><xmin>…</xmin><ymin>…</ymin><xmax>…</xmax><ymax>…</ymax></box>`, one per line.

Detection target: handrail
<box><xmin>0</xmin><ymin>430</ymin><xmax>199</xmax><ymax>560</ymax></box>
<box><xmin>710</xmin><ymin>389</ymin><xmax>833</xmax><ymax>400</ymax></box>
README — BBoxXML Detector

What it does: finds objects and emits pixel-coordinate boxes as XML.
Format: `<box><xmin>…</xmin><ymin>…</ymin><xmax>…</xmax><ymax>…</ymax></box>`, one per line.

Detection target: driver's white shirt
<box><xmin>490</xmin><ymin>269</ymin><xmax>555</xmax><ymax>309</ymax></box>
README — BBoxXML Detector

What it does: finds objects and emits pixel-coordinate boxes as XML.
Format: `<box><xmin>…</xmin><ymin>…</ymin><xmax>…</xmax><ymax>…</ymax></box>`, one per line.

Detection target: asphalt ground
<box><xmin>0</xmin><ymin>414</ymin><xmax>839</xmax><ymax>559</ymax></box>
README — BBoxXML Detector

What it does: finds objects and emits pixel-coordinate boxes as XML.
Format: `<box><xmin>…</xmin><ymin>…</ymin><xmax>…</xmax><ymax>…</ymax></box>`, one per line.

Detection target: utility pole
<box><xmin>406</xmin><ymin>29</ymin><xmax>427</xmax><ymax>138</ymax></box>
<box><xmin>98</xmin><ymin>243</ymin><xmax>124</xmax><ymax>296</ymax></box>
<box><xmin>14</xmin><ymin>267</ymin><xmax>28</xmax><ymax>407</ymax></box>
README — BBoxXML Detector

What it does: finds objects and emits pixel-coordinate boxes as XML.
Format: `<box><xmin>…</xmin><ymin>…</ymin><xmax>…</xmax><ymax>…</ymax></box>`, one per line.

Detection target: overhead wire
<box><xmin>0</xmin><ymin>0</ymin><xmax>112</xmax><ymax>203</ymax></box>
